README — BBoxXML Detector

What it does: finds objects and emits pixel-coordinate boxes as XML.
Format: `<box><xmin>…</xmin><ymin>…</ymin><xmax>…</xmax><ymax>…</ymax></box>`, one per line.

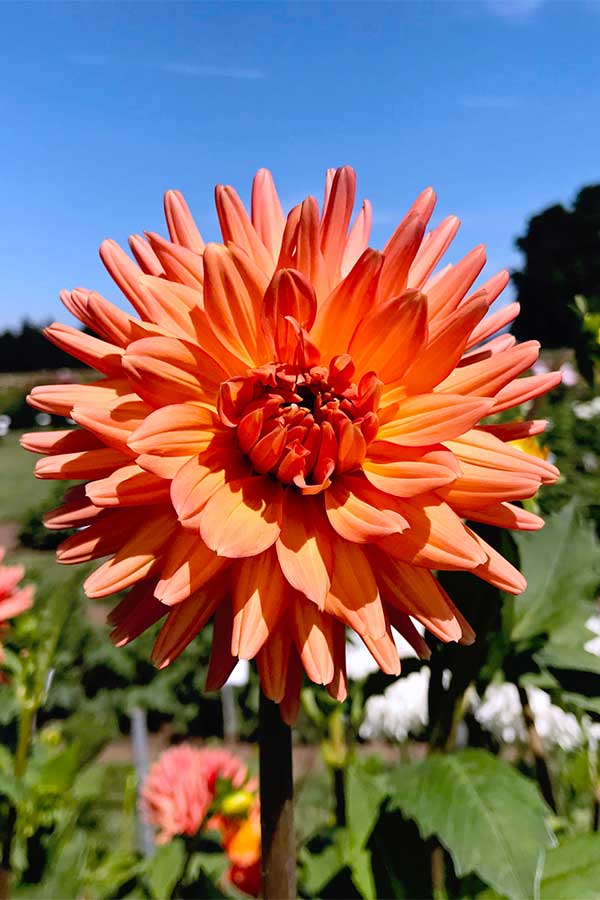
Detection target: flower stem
<box><xmin>258</xmin><ymin>692</ymin><xmax>296</xmax><ymax>900</ymax></box>
<box><xmin>517</xmin><ymin>685</ymin><xmax>557</xmax><ymax>812</ymax></box>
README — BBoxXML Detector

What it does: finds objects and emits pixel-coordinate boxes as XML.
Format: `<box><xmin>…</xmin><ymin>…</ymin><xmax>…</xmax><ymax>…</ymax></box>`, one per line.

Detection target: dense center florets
<box><xmin>217</xmin><ymin>354</ymin><xmax>382</xmax><ymax>492</ymax></box>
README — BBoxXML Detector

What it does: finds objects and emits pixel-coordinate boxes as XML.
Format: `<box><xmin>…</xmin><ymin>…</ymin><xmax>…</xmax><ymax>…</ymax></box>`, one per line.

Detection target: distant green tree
<box><xmin>512</xmin><ymin>185</ymin><xmax>600</xmax><ymax>350</ymax></box>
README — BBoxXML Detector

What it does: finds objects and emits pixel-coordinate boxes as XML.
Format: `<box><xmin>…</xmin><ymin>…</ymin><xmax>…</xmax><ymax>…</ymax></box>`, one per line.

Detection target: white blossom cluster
<box><xmin>359</xmin><ymin>673</ymin><xmax>598</xmax><ymax>752</ymax></box>
<box><xmin>359</xmin><ymin>668</ymin><xmax>431</xmax><ymax>742</ymax></box>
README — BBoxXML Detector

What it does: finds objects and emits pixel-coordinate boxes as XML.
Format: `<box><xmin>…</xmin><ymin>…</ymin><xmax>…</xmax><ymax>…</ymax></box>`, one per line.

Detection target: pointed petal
<box><xmin>276</xmin><ymin>492</ymin><xmax>332</xmax><ymax>609</ymax></box>
<box><xmin>380</xmin><ymin>494</ymin><xmax>488</xmax><ymax>570</ymax></box>
<box><xmin>408</xmin><ymin>215</ymin><xmax>460</xmax><ymax>289</ymax></box>
<box><xmin>231</xmin><ymin>549</ymin><xmax>288</xmax><ymax>658</ymax></box>
<box><xmin>164</xmin><ymin>189</ymin><xmax>206</xmax><ymax>253</ymax></box>
<box><xmin>154</xmin><ymin>530</ymin><xmax>229</xmax><ymax>605</ymax></box>
<box><xmin>320</xmin><ymin>166</ymin><xmax>356</xmax><ymax>281</ymax></box>
<box><xmin>377</xmin><ymin>394</ymin><xmax>494</xmax><ymax>446</ymax></box>
<box><xmin>43</xmin><ymin>323</ymin><xmax>123</xmax><ymax>377</ymax></box>
<box><xmin>427</xmin><ymin>245</ymin><xmax>487</xmax><ymax>320</ymax></box>
<box><xmin>256</xmin><ymin>617</ymin><xmax>293</xmax><ymax>703</ymax></box>
<box><xmin>128</xmin><ymin>403</ymin><xmax>218</xmax><ymax>457</ymax></box>
<box><xmin>152</xmin><ymin>578</ymin><xmax>227</xmax><ymax>668</ymax></box>
<box><xmin>199</xmin><ymin>475</ymin><xmax>283</xmax><ymax>557</ymax></box>
<box><xmin>85</xmin><ymin>464</ymin><xmax>171</xmax><ymax>507</ymax></box>
<box><xmin>363</xmin><ymin>441</ymin><xmax>459</xmax><ymax>497</ymax></box>
<box><xmin>349</xmin><ymin>289</ymin><xmax>428</xmax><ymax>383</ymax></box>
<box><xmin>438</xmin><ymin>340</ymin><xmax>540</xmax><ymax>396</ymax></box>
<box><xmin>290</xmin><ymin>594</ymin><xmax>335</xmax><ymax>685</ymax></box>
<box><xmin>325</xmin><ymin>474</ymin><xmax>408</xmax><ymax>543</ymax></box>
<box><xmin>205</xmin><ymin>600</ymin><xmax>237</xmax><ymax>690</ymax></box>
<box><xmin>123</xmin><ymin>335</ymin><xmax>226</xmax><ymax>405</ymax></box>
<box><xmin>311</xmin><ymin>249</ymin><xmax>383</xmax><ymax>358</ymax></box>
<box><xmin>215</xmin><ymin>183</ymin><xmax>274</xmax><ymax>274</ymax></box>
<box><xmin>251</xmin><ymin>169</ymin><xmax>285</xmax><ymax>263</ymax></box>
<box><xmin>325</xmin><ymin>539</ymin><xmax>387</xmax><ymax>639</ymax></box>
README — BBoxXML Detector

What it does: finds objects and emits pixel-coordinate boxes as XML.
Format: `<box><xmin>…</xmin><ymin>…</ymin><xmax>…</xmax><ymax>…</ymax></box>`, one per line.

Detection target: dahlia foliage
<box><xmin>24</xmin><ymin>167</ymin><xmax>560</xmax><ymax>722</ymax></box>
<box><xmin>0</xmin><ymin>548</ymin><xmax>33</xmax><ymax>665</ymax></box>
<box><xmin>142</xmin><ymin>744</ymin><xmax>260</xmax><ymax>895</ymax></box>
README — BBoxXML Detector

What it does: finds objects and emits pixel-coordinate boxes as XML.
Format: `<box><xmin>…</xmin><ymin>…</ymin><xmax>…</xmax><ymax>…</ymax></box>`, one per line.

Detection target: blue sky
<box><xmin>1</xmin><ymin>0</ymin><xmax>599</xmax><ymax>329</ymax></box>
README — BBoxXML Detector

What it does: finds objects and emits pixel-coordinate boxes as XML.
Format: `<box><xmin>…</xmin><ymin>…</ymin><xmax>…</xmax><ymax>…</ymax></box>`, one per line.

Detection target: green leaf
<box><xmin>345</xmin><ymin>758</ymin><xmax>389</xmax><ymax>850</ymax></box>
<box><xmin>147</xmin><ymin>838</ymin><xmax>186</xmax><ymax>900</ymax></box>
<box><xmin>389</xmin><ymin>749</ymin><xmax>554</xmax><ymax>900</ymax></box>
<box><xmin>511</xmin><ymin>500</ymin><xmax>600</xmax><ymax>646</ymax></box>
<box><xmin>540</xmin><ymin>833</ymin><xmax>600</xmax><ymax>899</ymax></box>
<box><xmin>299</xmin><ymin>837</ymin><xmax>345</xmax><ymax>896</ymax></box>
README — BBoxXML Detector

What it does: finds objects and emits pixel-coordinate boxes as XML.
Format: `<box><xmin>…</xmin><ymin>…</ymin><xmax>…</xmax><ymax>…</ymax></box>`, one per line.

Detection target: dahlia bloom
<box><xmin>0</xmin><ymin>548</ymin><xmax>33</xmax><ymax>663</ymax></box>
<box><xmin>24</xmin><ymin>167</ymin><xmax>560</xmax><ymax>722</ymax></box>
<box><xmin>142</xmin><ymin>745</ymin><xmax>212</xmax><ymax>843</ymax></box>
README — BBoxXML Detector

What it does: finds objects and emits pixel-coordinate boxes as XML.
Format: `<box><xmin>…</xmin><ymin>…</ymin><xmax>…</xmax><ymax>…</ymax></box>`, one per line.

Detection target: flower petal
<box><xmin>276</xmin><ymin>491</ymin><xmax>332</xmax><ymax>609</ymax></box>
<box><xmin>377</xmin><ymin>394</ymin><xmax>494</xmax><ymax>446</ymax></box>
<box><xmin>231</xmin><ymin>549</ymin><xmax>288</xmax><ymax>658</ymax></box>
<box><xmin>199</xmin><ymin>475</ymin><xmax>283</xmax><ymax>558</ymax></box>
<box><xmin>325</xmin><ymin>474</ymin><xmax>408</xmax><ymax>543</ymax></box>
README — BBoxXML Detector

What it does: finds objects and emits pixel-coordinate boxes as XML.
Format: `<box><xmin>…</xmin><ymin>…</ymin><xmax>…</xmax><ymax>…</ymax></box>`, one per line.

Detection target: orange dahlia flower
<box><xmin>24</xmin><ymin>167</ymin><xmax>560</xmax><ymax>723</ymax></box>
<box><xmin>0</xmin><ymin>549</ymin><xmax>33</xmax><ymax>665</ymax></box>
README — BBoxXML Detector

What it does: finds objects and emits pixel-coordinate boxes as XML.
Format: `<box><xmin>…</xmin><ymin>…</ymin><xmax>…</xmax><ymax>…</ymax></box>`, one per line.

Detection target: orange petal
<box><xmin>154</xmin><ymin>530</ymin><xmax>229</xmax><ymax>605</ymax></box>
<box><xmin>136</xmin><ymin>276</ymin><xmax>200</xmax><ymax>341</ymax></box>
<box><xmin>290</xmin><ymin>593</ymin><xmax>335</xmax><ymax>685</ymax></box>
<box><xmin>84</xmin><ymin>508</ymin><xmax>177</xmax><ymax>598</ymax></box>
<box><xmin>378</xmin><ymin>213</ymin><xmax>427</xmax><ymax>302</ymax></box>
<box><xmin>35</xmin><ymin>446</ymin><xmax>127</xmax><ymax>480</ymax></box>
<box><xmin>377</xmin><ymin>394</ymin><xmax>494</xmax><ymax>446</ymax></box>
<box><xmin>43</xmin><ymin>323</ymin><xmax>123</xmax><ymax>377</ymax></box>
<box><xmin>325</xmin><ymin>539</ymin><xmax>387</xmax><ymax>639</ymax></box>
<box><xmin>467</xmin><ymin>528</ymin><xmax>527</xmax><ymax>594</ymax></box>
<box><xmin>205</xmin><ymin>599</ymin><xmax>237</xmax><ymax>691</ymax></box>
<box><xmin>408</xmin><ymin>215</ymin><xmax>460</xmax><ymax>289</ymax></box>
<box><xmin>361</xmin><ymin>624</ymin><xmax>401</xmax><ymax>676</ymax></box>
<box><xmin>152</xmin><ymin>578</ymin><xmax>228</xmax><ymax>668</ymax></box>
<box><xmin>466</xmin><ymin>299</ymin><xmax>518</xmax><ymax>350</ymax></box>
<box><xmin>251</xmin><ymin>169</ymin><xmax>285</xmax><ymax>263</ymax></box>
<box><xmin>480</xmin><ymin>419</ymin><xmax>547</xmax><ymax>441</ymax></box>
<box><xmin>261</xmin><ymin>268</ymin><xmax>317</xmax><ymax>360</ymax></box>
<box><xmin>231</xmin><ymin>549</ymin><xmax>288</xmax><ymax>658</ymax></box>
<box><xmin>275</xmin><ymin>492</ymin><xmax>332</xmax><ymax>609</ymax></box>
<box><xmin>325</xmin><ymin>619</ymin><xmax>348</xmax><ymax>701</ymax></box>
<box><xmin>380</xmin><ymin>494</ymin><xmax>487</xmax><ymax>570</ymax></box>
<box><xmin>319</xmin><ymin>166</ymin><xmax>356</xmax><ymax>282</ymax></box>
<box><xmin>164</xmin><ymin>189</ymin><xmax>206</xmax><ymax>253</ymax></box>
<box><xmin>144</xmin><ymin>231</ymin><xmax>204</xmax><ymax>289</ymax></box>
<box><xmin>363</xmin><ymin>441</ymin><xmax>459</xmax><ymax>497</ymax></box>
<box><xmin>21</xmin><ymin>429</ymin><xmax>102</xmax><ymax>455</ymax></box>
<box><xmin>349</xmin><ymin>290</ymin><xmax>428</xmax><ymax>383</ymax></box>
<box><xmin>373</xmin><ymin>550</ymin><xmax>464</xmax><ymax>643</ymax></box>
<box><xmin>170</xmin><ymin>438</ymin><xmax>250</xmax><ymax>530</ymax></box>
<box><xmin>215</xmin><ymin>183</ymin><xmax>274</xmax><ymax>275</ymax></box>
<box><xmin>294</xmin><ymin>196</ymin><xmax>330</xmax><ymax>300</ymax></box>
<box><xmin>27</xmin><ymin>378</ymin><xmax>130</xmax><ymax>417</ymax></box>
<box><xmin>278</xmin><ymin>647</ymin><xmax>304</xmax><ymax>726</ymax></box>
<box><xmin>199</xmin><ymin>475</ymin><xmax>283</xmax><ymax>558</ymax></box>
<box><xmin>85</xmin><ymin>464</ymin><xmax>171</xmax><ymax>507</ymax></box>
<box><xmin>401</xmin><ymin>296</ymin><xmax>489</xmax><ymax>393</ymax></box>
<box><xmin>123</xmin><ymin>335</ymin><xmax>226</xmax><ymax>405</ymax></box>
<box><xmin>438</xmin><ymin>340</ymin><xmax>540</xmax><ymax>396</ymax></box>
<box><xmin>56</xmin><ymin>509</ymin><xmax>145</xmax><ymax>564</ymax></box>
<box><xmin>325</xmin><ymin>474</ymin><xmax>408</xmax><ymax>543</ymax></box>
<box><xmin>129</xmin><ymin>234</ymin><xmax>164</xmax><ymax>276</ymax></box>
<box><xmin>128</xmin><ymin>403</ymin><xmax>218</xmax><ymax>457</ymax></box>
<box><xmin>492</xmin><ymin>370</ymin><xmax>562</xmax><ymax>413</ymax></box>
<box><xmin>452</xmin><ymin>501</ymin><xmax>544</xmax><ymax>531</ymax></box>
<box><xmin>71</xmin><ymin>396</ymin><xmax>150</xmax><ymax>453</ymax></box>
<box><xmin>109</xmin><ymin>579</ymin><xmax>166</xmax><ymax>647</ymax></box>
<box><xmin>99</xmin><ymin>239</ymin><xmax>153</xmax><ymax>319</ymax></box>
<box><xmin>341</xmin><ymin>199</ymin><xmax>372</xmax><ymax>278</ymax></box>
<box><xmin>44</xmin><ymin>487</ymin><xmax>104</xmax><ymax>530</ymax></box>
<box><xmin>256</xmin><ymin>617</ymin><xmax>293</xmax><ymax>703</ymax></box>
<box><xmin>202</xmin><ymin>243</ymin><xmax>271</xmax><ymax>366</ymax></box>
<box><xmin>447</xmin><ymin>429</ymin><xmax>559</xmax><ymax>484</ymax></box>
<box><xmin>311</xmin><ymin>249</ymin><xmax>383</xmax><ymax>358</ymax></box>
<box><xmin>427</xmin><ymin>245</ymin><xmax>486</xmax><ymax>320</ymax></box>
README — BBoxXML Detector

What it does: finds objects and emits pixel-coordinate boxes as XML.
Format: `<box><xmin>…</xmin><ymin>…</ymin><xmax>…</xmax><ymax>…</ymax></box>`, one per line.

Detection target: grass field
<box><xmin>0</xmin><ymin>430</ymin><xmax>56</xmax><ymax>524</ymax></box>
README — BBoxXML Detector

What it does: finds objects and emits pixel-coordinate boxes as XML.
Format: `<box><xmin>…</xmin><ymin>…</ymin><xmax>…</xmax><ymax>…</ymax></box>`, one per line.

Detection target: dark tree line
<box><xmin>0</xmin><ymin>321</ymin><xmax>86</xmax><ymax>372</ymax></box>
<box><xmin>512</xmin><ymin>184</ymin><xmax>600</xmax><ymax>349</ymax></box>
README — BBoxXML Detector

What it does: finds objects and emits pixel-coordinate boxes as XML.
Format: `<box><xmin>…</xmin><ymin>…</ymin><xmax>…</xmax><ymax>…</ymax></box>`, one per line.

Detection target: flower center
<box><xmin>218</xmin><ymin>355</ymin><xmax>382</xmax><ymax>493</ymax></box>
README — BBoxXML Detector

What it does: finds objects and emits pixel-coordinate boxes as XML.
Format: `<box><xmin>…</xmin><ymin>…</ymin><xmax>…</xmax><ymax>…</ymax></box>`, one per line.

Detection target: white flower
<box><xmin>585</xmin><ymin>615</ymin><xmax>600</xmax><ymax>657</ymax></box>
<box><xmin>472</xmin><ymin>682</ymin><xmax>582</xmax><ymax>752</ymax></box>
<box><xmin>560</xmin><ymin>361</ymin><xmax>579</xmax><ymax>387</ymax></box>
<box><xmin>359</xmin><ymin>668</ymin><xmax>430</xmax><ymax>742</ymax></box>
